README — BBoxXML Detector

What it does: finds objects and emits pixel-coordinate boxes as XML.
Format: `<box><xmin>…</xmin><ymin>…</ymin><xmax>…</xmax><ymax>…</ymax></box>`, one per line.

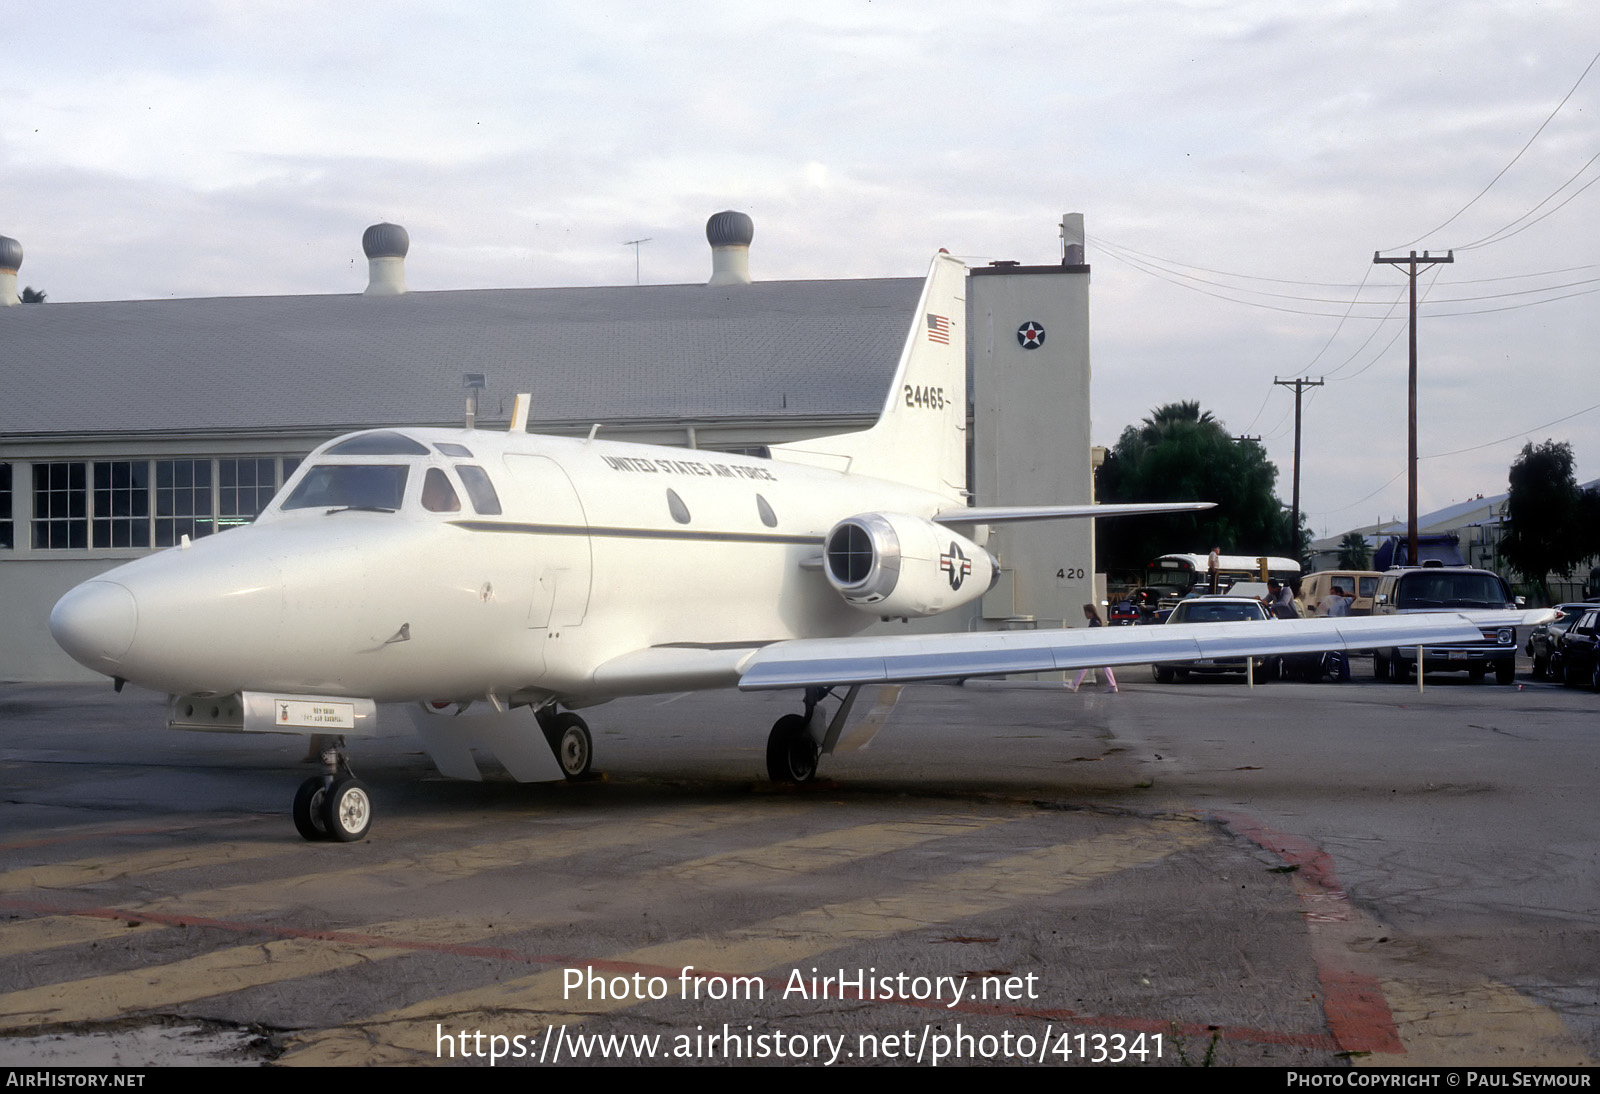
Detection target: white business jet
<box><xmin>50</xmin><ymin>253</ymin><xmax>1501</xmax><ymax>842</ymax></box>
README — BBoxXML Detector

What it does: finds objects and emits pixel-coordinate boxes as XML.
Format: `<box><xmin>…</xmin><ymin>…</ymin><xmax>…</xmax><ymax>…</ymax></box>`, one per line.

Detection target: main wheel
<box><xmin>1531</xmin><ymin>654</ymin><xmax>1548</xmax><ymax>680</ymax></box>
<box><xmin>320</xmin><ymin>775</ymin><xmax>372</xmax><ymax>842</ymax></box>
<box><xmin>766</xmin><ymin>713</ymin><xmax>818</xmax><ymax>784</ymax></box>
<box><xmin>292</xmin><ymin>776</ymin><xmax>329</xmax><ymax>842</ymax></box>
<box><xmin>544</xmin><ymin>712</ymin><xmax>593</xmax><ymax>778</ymax></box>
<box><xmin>1394</xmin><ymin>659</ymin><xmax>1413</xmax><ymax>684</ymax></box>
<box><xmin>1495</xmin><ymin>660</ymin><xmax>1515</xmax><ymax>686</ymax></box>
<box><xmin>1374</xmin><ymin>652</ymin><xmax>1390</xmax><ymax>681</ymax></box>
<box><xmin>1152</xmin><ymin>665</ymin><xmax>1175</xmax><ymax>684</ymax></box>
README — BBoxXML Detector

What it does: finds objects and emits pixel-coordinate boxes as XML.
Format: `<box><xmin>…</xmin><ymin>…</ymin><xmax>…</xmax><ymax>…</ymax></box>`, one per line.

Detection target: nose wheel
<box><xmin>292</xmin><ymin>739</ymin><xmax>371</xmax><ymax>842</ymax></box>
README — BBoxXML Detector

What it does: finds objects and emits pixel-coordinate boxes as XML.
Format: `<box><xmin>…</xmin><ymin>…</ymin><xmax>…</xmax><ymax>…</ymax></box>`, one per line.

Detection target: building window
<box><xmin>0</xmin><ymin>464</ymin><xmax>12</xmax><ymax>549</ymax></box>
<box><xmin>155</xmin><ymin>459</ymin><xmax>215</xmax><ymax>546</ymax></box>
<box><xmin>33</xmin><ymin>463</ymin><xmax>88</xmax><ymax>549</ymax></box>
<box><xmin>219</xmin><ymin>458</ymin><xmax>280</xmax><ymax>529</ymax></box>
<box><xmin>93</xmin><ymin>461</ymin><xmax>152</xmax><ymax>548</ymax></box>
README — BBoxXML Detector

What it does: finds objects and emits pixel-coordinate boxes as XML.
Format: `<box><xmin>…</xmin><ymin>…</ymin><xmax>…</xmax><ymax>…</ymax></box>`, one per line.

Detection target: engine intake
<box><xmin>823</xmin><ymin>512</ymin><xmax>995</xmax><ymax>617</ymax></box>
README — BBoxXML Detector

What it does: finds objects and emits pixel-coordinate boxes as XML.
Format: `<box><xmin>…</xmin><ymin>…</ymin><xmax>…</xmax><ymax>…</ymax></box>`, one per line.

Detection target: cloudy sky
<box><xmin>4</xmin><ymin>1</ymin><xmax>1596</xmax><ymax>541</ymax></box>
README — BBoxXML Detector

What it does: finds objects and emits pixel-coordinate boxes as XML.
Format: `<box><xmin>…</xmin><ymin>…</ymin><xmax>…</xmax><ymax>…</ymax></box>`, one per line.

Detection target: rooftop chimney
<box><xmin>1059</xmin><ymin>212</ymin><xmax>1085</xmax><ymax>265</ymax></box>
<box><xmin>362</xmin><ymin>222</ymin><xmax>409</xmax><ymax>295</ymax></box>
<box><xmin>0</xmin><ymin>235</ymin><xmax>21</xmax><ymax>306</ymax></box>
<box><xmin>706</xmin><ymin>210</ymin><xmax>753</xmax><ymax>286</ymax></box>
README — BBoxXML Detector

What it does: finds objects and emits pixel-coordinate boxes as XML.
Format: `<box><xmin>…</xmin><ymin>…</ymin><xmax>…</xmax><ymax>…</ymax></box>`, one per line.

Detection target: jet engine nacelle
<box><xmin>823</xmin><ymin>512</ymin><xmax>998</xmax><ymax>618</ymax></box>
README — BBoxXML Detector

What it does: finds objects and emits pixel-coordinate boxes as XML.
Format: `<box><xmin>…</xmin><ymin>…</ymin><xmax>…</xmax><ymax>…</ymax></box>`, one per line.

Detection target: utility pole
<box><xmin>1373</xmin><ymin>249</ymin><xmax>1452</xmax><ymax>567</ymax></box>
<box><xmin>1273</xmin><ymin>376</ymin><xmax>1324</xmax><ymax>561</ymax></box>
<box><xmin>622</xmin><ymin>238</ymin><xmax>652</xmax><ymax>285</ymax></box>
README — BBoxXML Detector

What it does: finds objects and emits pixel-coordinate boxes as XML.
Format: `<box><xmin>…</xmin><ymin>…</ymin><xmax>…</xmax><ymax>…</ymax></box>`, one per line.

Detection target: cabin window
<box><xmin>421</xmin><ymin>468</ymin><xmax>462</xmax><ymax>513</ymax></box>
<box><xmin>455</xmin><ymin>464</ymin><xmax>502</xmax><ymax>515</ymax></box>
<box><xmin>326</xmin><ymin>431</ymin><xmax>429</xmax><ymax>456</ymax></box>
<box><xmin>666</xmin><ymin>488</ymin><xmax>691</xmax><ymax>525</ymax></box>
<box><xmin>282</xmin><ymin>465</ymin><xmax>408</xmax><ymax>512</ymax></box>
<box><xmin>756</xmin><ymin>494</ymin><xmax>778</xmax><ymax>528</ymax></box>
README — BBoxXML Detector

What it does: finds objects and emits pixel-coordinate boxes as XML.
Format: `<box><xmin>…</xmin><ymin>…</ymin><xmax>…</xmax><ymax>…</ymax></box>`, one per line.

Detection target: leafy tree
<box><xmin>1500</xmin><ymin>440</ymin><xmax>1592</xmax><ymax>602</ymax></box>
<box><xmin>1337</xmin><ymin>532</ymin><xmax>1372</xmax><ymax>570</ymax></box>
<box><xmin>19</xmin><ymin>286</ymin><xmax>45</xmax><ymax>303</ymax></box>
<box><xmin>1096</xmin><ymin>401</ymin><xmax>1288</xmax><ymax>571</ymax></box>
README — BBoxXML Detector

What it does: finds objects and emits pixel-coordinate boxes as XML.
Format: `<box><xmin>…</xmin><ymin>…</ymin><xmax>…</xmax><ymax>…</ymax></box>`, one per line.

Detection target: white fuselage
<box><xmin>50</xmin><ymin>427</ymin><xmax>955</xmax><ymax>705</ymax></box>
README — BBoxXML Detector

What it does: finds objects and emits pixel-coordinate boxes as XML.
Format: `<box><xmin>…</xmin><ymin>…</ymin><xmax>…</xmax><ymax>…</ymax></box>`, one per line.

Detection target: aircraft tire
<box><xmin>1152</xmin><ymin>666</ymin><xmax>1175</xmax><ymax>684</ymax></box>
<box><xmin>766</xmin><ymin>714</ymin><xmax>818</xmax><ymax>784</ymax></box>
<box><xmin>321</xmin><ymin>776</ymin><xmax>372</xmax><ymax>842</ymax></box>
<box><xmin>292</xmin><ymin>776</ymin><xmax>330</xmax><ymax>842</ymax></box>
<box><xmin>1394</xmin><ymin>659</ymin><xmax>1413</xmax><ymax>685</ymax></box>
<box><xmin>546</xmin><ymin>713</ymin><xmax>593</xmax><ymax>779</ymax></box>
<box><xmin>1496</xmin><ymin>660</ymin><xmax>1515</xmax><ymax>686</ymax></box>
<box><xmin>1374</xmin><ymin>652</ymin><xmax>1390</xmax><ymax>681</ymax></box>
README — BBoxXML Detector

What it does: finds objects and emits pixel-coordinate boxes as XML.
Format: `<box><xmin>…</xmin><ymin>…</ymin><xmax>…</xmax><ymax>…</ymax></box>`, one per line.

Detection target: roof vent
<box><xmin>362</xmin><ymin>222</ymin><xmax>409</xmax><ymax>296</ymax></box>
<box><xmin>706</xmin><ymin>210</ymin><xmax>753</xmax><ymax>286</ymax></box>
<box><xmin>0</xmin><ymin>235</ymin><xmax>21</xmax><ymax>307</ymax></box>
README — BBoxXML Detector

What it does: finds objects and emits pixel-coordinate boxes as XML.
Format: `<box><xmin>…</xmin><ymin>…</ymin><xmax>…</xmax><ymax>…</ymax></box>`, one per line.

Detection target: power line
<box><xmin>1389</xmin><ymin>46</ymin><xmax>1600</xmax><ymax>249</ymax></box>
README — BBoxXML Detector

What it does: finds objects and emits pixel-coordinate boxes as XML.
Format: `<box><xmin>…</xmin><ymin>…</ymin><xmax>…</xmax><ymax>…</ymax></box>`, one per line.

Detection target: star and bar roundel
<box><xmin>1016</xmin><ymin>321</ymin><xmax>1046</xmax><ymax>349</ymax></box>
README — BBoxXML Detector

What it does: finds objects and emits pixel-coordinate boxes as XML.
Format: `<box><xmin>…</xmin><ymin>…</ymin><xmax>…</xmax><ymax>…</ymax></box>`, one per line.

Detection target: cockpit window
<box><xmin>434</xmin><ymin>442</ymin><xmax>473</xmax><ymax>458</ymax></box>
<box><xmin>421</xmin><ymin>468</ymin><xmax>462</xmax><ymax>513</ymax></box>
<box><xmin>282</xmin><ymin>465</ymin><xmax>408</xmax><ymax>511</ymax></box>
<box><xmin>455</xmin><ymin>465</ymin><xmax>502</xmax><ymax>515</ymax></box>
<box><xmin>326</xmin><ymin>432</ymin><xmax>430</xmax><ymax>456</ymax></box>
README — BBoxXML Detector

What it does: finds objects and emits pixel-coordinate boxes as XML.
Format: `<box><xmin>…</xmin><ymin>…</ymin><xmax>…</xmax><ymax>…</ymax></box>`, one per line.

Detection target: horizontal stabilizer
<box><xmin>739</xmin><ymin>614</ymin><xmax>1496</xmax><ymax>690</ymax></box>
<box><xmin>934</xmin><ymin>501</ymin><xmax>1215</xmax><ymax>525</ymax></box>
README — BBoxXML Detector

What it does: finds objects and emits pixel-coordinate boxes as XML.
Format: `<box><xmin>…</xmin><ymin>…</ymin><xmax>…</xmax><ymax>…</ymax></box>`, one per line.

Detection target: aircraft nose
<box><xmin>51</xmin><ymin>580</ymin><xmax>139</xmax><ymax>674</ymax></box>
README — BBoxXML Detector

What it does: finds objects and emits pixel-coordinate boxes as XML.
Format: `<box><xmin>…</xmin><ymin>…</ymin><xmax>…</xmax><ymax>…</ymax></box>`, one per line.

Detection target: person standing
<box><xmin>1070</xmin><ymin>603</ymin><xmax>1118</xmax><ymax>693</ymax></box>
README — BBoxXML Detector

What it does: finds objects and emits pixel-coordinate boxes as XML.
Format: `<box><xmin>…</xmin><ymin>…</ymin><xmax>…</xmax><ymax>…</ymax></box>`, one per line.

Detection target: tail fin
<box><xmin>770</xmin><ymin>252</ymin><xmax>967</xmax><ymax>499</ymax></box>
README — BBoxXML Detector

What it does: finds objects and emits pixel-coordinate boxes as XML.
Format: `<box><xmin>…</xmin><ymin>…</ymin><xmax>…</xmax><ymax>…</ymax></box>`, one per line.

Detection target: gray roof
<box><xmin>2</xmin><ymin>277</ymin><xmax>922</xmax><ymax>437</ymax></box>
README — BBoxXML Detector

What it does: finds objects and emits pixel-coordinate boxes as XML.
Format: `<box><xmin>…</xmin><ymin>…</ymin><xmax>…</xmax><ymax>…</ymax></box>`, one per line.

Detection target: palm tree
<box><xmin>1336</xmin><ymin>531</ymin><xmax>1371</xmax><ymax>569</ymax></box>
<box><xmin>19</xmin><ymin>286</ymin><xmax>46</xmax><ymax>303</ymax></box>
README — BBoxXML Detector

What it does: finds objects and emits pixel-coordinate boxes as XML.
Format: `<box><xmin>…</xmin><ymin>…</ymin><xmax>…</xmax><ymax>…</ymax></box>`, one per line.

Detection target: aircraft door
<box><xmin>503</xmin><ymin>455</ymin><xmax>592</xmax><ymax>628</ymax></box>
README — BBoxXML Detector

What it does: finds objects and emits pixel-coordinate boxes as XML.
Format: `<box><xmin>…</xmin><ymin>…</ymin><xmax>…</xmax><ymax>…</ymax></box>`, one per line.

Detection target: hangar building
<box><xmin>0</xmin><ymin>213</ymin><xmax>1096</xmax><ymax>682</ymax></box>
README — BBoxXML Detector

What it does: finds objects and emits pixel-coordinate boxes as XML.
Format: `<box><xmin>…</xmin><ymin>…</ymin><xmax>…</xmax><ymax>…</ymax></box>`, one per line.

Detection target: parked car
<box><xmin>1370</xmin><ymin>567</ymin><xmax>1521</xmax><ymax>684</ymax></box>
<box><xmin>1526</xmin><ymin>603</ymin><xmax>1594</xmax><ymax>680</ymax></box>
<box><xmin>1554</xmin><ymin>607</ymin><xmax>1600</xmax><ymax>690</ymax></box>
<box><xmin>1151</xmin><ymin>596</ymin><xmax>1279</xmax><ymax>683</ymax></box>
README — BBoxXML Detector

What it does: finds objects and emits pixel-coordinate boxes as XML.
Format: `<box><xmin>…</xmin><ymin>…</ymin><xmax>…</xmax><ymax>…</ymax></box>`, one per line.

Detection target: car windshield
<box><xmin>281</xmin><ymin>465</ymin><xmax>408</xmax><ymax>512</ymax></box>
<box><xmin>1171</xmin><ymin>602</ymin><xmax>1266</xmax><ymax>623</ymax></box>
<box><xmin>1395</xmin><ymin>573</ymin><xmax>1508</xmax><ymax>609</ymax></box>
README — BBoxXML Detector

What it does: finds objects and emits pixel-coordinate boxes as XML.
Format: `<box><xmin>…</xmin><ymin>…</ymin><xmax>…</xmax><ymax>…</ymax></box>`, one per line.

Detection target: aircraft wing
<box><xmin>933</xmin><ymin>502</ymin><xmax>1214</xmax><ymax>525</ymax></box>
<box><xmin>738</xmin><ymin>613</ymin><xmax>1524</xmax><ymax>690</ymax></box>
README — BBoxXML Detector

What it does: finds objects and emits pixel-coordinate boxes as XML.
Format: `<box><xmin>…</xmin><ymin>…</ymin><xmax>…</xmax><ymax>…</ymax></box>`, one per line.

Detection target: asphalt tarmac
<box><xmin>0</xmin><ymin>665</ymin><xmax>1595</xmax><ymax>1067</ymax></box>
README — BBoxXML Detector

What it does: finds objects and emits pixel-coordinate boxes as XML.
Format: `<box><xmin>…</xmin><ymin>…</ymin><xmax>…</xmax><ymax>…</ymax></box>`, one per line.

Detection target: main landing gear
<box><xmin>766</xmin><ymin>685</ymin><xmax>859</xmax><ymax>785</ymax></box>
<box><xmin>537</xmin><ymin>708</ymin><xmax>593</xmax><ymax>779</ymax></box>
<box><xmin>292</xmin><ymin>738</ymin><xmax>372</xmax><ymax>843</ymax></box>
